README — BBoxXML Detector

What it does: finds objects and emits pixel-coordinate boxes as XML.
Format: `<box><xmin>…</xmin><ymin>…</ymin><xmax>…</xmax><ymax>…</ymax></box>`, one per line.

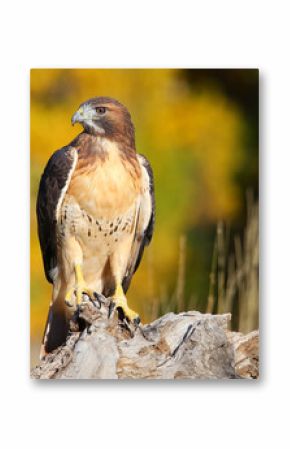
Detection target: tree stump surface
<box><xmin>31</xmin><ymin>298</ymin><xmax>259</xmax><ymax>380</ymax></box>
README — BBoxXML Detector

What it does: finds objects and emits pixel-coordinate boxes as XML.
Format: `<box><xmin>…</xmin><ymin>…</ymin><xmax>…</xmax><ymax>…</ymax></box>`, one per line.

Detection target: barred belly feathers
<box><xmin>36</xmin><ymin>97</ymin><xmax>155</xmax><ymax>357</ymax></box>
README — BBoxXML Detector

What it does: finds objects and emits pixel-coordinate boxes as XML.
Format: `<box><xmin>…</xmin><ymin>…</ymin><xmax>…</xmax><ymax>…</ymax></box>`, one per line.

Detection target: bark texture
<box><xmin>31</xmin><ymin>297</ymin><xmax>259</xmax><ymax>380</ymax></box>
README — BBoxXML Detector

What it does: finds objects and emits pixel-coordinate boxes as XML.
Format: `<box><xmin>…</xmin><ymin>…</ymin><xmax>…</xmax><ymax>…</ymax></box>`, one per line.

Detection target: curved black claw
<box><xmin>124</xmin><ymin>315</ymin><xmax>141</xmax><ymax>338</ymax></box>
<box><xmin>90</xmin><ymin>292</ymin><xmax>103</xmax><ymax>309</ymax></box>
<box><xmin>108</xmin><ymin>300</ymin><xmax>116</xmax><ymax>318</ymax></box>
<box><xmin>133</xmin><ymin>316</ymin><xmax>141</xmax><ymax>326</ymax></box>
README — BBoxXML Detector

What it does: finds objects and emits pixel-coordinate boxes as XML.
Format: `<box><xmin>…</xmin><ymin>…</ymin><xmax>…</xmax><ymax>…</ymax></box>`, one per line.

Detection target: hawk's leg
<box><xmin>111</xmin><ymin>283</ymin><xmax>140</xmax><ymax>325</ymax></box>
<box><xmin>65</xmin><ymin>263</ymin><xmax>97</xmax><ymax>307</ymax></box>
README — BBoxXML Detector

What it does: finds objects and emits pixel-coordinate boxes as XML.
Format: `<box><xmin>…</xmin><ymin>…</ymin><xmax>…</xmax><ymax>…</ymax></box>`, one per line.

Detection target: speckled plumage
<box><xmin>37</xmin><ymin>97</ymin><xmax>155</xmax><ymax>355</ymax></box>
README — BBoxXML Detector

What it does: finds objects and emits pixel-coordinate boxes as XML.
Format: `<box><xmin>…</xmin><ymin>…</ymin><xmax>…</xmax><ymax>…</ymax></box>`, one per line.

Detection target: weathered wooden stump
<box><xmin>31</xmin><ymin>297</ymin><xmax>259</xmax><ymax>380</ymax></box>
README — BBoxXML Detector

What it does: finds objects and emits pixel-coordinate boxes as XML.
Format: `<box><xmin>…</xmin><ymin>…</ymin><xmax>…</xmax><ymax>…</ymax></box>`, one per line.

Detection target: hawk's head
<box><xmin>71</xmin><ymin>97</ymin><xmax>135</xmax><ymax>145</ymax></box>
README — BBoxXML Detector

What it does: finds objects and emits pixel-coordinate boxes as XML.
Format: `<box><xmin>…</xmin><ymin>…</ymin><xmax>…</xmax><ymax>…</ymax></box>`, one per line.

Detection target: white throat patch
<box><xmin>86</xmin><ymin>119</ymin><xmax>105</xmax><ymax>134</ymax></box>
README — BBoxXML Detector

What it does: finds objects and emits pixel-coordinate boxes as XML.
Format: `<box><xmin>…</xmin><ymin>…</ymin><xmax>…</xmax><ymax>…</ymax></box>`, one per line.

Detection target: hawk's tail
<box><xmin>40</xmin><ymin>298</ymin><xmax>69</xmax><ymax>360</ymax></box>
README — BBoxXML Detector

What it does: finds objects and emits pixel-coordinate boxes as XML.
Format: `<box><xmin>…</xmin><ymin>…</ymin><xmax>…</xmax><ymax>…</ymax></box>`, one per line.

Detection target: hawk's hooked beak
<box><xmin>71</xmin><ymin>107</ymin><xmax>85</xmax><ymax>126</ymax></box>
<box><xmin>71</xmin><ymin>104</ymin><xmax>104</xmax><ymax>134</ymax></box>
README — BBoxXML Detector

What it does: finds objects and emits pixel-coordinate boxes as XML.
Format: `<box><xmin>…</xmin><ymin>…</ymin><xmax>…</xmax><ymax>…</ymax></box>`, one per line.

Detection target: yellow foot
<box><xmin>65</xmin><ymin>263</ymin><xmax>98</xmax><ymax>308</ymax></box>
<box><xmin>65</xmin><ymin>284</ymin><xmax>97</xmax><ymax>308</ymax></box>
<box><xmin>110</xmin><ymin>285</ymin><xmax>140</xmax><ymax>325</ymax></box>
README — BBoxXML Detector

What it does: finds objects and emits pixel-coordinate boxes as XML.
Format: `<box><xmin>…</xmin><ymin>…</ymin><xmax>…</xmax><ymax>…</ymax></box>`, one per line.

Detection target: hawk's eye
<box><xmin>95</xmin><ymin>107</ymin><xmax>106</xmax><ymax>114</ymax></box>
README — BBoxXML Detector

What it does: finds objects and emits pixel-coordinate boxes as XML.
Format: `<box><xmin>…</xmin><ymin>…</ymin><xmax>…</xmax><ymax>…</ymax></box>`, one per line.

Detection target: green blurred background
<box><xmin>30</xmin><ymin>69</ymin><xmax>259</xmax><ymax>366</ymax></box>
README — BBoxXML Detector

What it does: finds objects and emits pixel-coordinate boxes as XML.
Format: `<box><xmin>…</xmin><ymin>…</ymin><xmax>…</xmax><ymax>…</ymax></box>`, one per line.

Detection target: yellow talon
<box><xmin>65</xmin><ymin>264</ymin><xmax>95</xmax><ymax>307</ymax></box>
<box><xmin>112</xmin><ymin>283</ymin><xmax>140</xmax><ymax>323</ymax></box>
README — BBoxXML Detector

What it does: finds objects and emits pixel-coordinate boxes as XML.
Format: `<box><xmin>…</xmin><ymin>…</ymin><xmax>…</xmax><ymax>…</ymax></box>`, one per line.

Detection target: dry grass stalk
<box><xmin>207</xmin><ymin>236</ymin><xmax>217</xmax><ymax>313</ymax></box>
<box><xmin>207</xmin><ymin>192</ymin><xmax>259</xmax><ymax>333</ymax></box>
<box><xmin>141</xmin><ymin>192</ymin><xmax>258</xmax><ymax>334</ymax></box>
<box><xmin>176</xmin><ymin>234</ymin><xmax>187</xmax><ymax>312</ymax></box>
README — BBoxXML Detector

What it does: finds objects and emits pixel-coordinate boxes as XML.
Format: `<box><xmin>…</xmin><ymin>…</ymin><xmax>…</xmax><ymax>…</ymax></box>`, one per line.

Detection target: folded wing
<box><xmin>122</xmin><ymin>154</ymin><xmax>155</xmax><ymax>293</ymax></box>
<box><xmin>36</xmin><ymin>146</ymin><xmax>77</xmax><ymax>283</ymax></box>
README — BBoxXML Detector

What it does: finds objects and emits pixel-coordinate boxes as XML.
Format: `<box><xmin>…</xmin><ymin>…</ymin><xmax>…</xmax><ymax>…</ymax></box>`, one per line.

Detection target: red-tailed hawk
<box><xmin>36</xmin><ymin>97</ymin><xmax>155</xmax><ymax>357</ymax></box>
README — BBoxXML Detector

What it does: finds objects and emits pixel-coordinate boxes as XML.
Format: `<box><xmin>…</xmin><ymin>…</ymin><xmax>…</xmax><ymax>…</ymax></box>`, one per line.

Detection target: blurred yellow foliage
<box><xmin>30</xmin><ymin>69</ymin><xmax>246</xmax><ymax>357</ymax></box>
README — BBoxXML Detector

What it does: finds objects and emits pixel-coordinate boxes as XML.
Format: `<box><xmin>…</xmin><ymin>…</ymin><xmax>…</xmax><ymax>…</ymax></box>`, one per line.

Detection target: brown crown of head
<box><xmin>71</xmin><ymin>97</ymin><xmax>135</xmax><ymax>147</ymax></box>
